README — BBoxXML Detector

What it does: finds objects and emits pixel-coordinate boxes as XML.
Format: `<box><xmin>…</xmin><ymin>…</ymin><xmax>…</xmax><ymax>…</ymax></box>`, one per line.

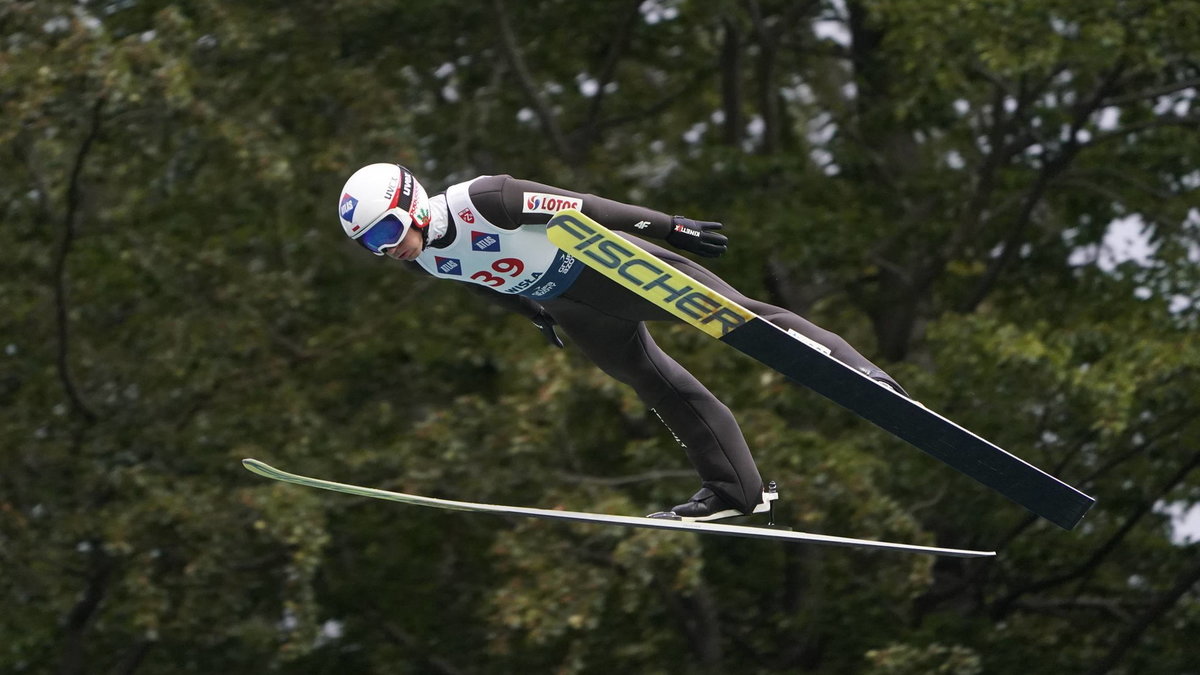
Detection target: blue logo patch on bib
<box><xmin>435</xmin><ymin>256</ymin><xmax>462</xmax><ymax>275</ymax></box>
<box><xmin>471</xmin><ymin>231</ymin><xmax>501</xmax><ymax>252</ymax></box>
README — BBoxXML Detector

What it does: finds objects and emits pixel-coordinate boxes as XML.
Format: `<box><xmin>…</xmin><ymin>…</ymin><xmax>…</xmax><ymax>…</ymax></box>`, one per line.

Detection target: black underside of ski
<box><xmin>721</xmin><ymin>318</ymin><xmax>1094</xmax><ymax>530</ymax></box>
<box><xmin>545</xmin><ymin>209</ymin><xmax>1095</xmax><ymax>530</ymax></box>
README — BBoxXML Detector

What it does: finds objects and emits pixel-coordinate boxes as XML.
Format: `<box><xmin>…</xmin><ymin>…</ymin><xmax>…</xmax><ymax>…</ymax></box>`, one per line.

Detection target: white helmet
<box><xmin>338</xmin><ymin>163</ymin><xmax>431</xmax><ymax>255</ymax></box>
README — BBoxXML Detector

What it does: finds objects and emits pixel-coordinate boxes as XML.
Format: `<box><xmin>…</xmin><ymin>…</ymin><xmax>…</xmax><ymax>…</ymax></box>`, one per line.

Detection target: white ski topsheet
<box><xmin>243</xmin><ymin>459</ymin><xmax>995</xmax><ymax>558</ymax></box>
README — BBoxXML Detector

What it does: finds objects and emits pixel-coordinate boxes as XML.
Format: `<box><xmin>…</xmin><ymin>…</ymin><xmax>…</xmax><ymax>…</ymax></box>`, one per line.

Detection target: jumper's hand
<box><xmin>666</xmin><ymin>216</ymin><xmax>727</xmax><ymax>258</ymax></box>
<box><xmin>531</xmin><ymin>310</ymin><xmax>564</xmax><ymax>349</ymax></box>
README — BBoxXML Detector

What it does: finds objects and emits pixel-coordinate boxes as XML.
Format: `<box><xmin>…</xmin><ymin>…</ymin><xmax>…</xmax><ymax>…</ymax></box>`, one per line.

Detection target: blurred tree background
<box><xmin>2</xmin><ymin>0</ymin><xmax>1199</xmax><ymax>673</ymax></box>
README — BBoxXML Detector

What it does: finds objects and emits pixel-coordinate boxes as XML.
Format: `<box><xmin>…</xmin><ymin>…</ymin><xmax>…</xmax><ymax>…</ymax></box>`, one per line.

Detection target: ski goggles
<box><xmin>356</xmin><ymin>210</ymin><xmax>414</xmax><ymax>256</ymax></box>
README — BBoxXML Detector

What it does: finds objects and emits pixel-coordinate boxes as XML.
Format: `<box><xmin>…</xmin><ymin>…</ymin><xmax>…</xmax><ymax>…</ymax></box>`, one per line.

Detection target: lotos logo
<box><xmin>340</xmin><ymin>193</ymin><xmax>359</xmax><ymax>226</ymax></box>
<box><xmin>458</xmin><ymin>208</ymin><xmax>476</xmax><ymax>224</ymax></box>
<box><xmin>523</xmin><ymin>192</ymin><xmax>583</xmax><ymax>215</ymax></box>
<box><xmin>435</xmin><ymin>256</ymin><xmax>462</xmax><ymax>275</ymax></box>
<box><xmin>471</xmin><ymin>231</ymin><xmax>500</xmax><ymax>252</ymax></box>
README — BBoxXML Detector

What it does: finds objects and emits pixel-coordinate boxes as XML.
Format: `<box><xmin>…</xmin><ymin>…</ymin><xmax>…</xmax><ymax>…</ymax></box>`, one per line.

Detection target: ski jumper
<box><xmin>410</xmin><ymin>175</ymin><xmax>899</xmax><ymax>514</ymax></box>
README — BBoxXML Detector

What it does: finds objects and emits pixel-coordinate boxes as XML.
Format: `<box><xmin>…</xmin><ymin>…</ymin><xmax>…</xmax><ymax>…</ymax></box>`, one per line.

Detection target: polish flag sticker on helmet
<box><xmin>340</xmin><ymin>193</ymin><xmax>359</xmax><ymax>226</ymax></box>
<box><xmin>471</xmin><ymin>231</ymin><xmax>501</xmax><ymax>252</ymax></box>
<box><xmin>434</xmin><ymin>256</ymin><xmax>462</xmax><ymax>275</ymax></box>
<box><xmin>523</xmin><ymin>192</ymin><xmax>583</xmax><ymax>215</ymax></box>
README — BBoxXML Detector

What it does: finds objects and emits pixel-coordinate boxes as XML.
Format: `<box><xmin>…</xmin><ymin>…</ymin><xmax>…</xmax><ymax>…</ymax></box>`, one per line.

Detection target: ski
<box><xmin>242</xmin><ymin>459</ymin><xmax>994</xmax><ymax>558</ymax></box>
<box><xmin>546</xmin><ymin>209</ymin><xmax>1095</xmax><ymax>531</ymax></box>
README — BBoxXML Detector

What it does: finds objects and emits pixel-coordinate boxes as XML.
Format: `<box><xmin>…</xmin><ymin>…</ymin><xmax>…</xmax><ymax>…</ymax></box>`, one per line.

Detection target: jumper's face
<box><xmin>383</xmin><ymin>224</ymin><xmax>424</xmax><ymax>261</ymax></box>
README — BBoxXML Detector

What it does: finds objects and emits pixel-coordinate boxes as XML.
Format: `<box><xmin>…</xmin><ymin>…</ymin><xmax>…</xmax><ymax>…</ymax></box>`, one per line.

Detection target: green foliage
<box><xmin>865</xmin><ymin>642</ymin><xmax>982</xmax><ymax>675</ymax></box>
<box><xmin>3</xmin><ymin>0</ymin><xmax>1199</xmax><ymax>673</ymax></box>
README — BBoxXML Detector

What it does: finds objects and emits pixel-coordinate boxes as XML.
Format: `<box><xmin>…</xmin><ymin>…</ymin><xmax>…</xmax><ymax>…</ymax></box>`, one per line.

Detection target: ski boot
<box><xmin>648</xmin><ymin>482</ymin><xmax>780</xmax><ymax>523</ymax></box>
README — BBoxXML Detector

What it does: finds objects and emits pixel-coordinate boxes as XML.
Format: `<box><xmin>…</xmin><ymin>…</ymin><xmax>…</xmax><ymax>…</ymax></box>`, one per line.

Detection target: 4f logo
<box><xmin>472</xmin><ymin>231</ymin><xmax>500</xmax><ymax>252</ymax></box>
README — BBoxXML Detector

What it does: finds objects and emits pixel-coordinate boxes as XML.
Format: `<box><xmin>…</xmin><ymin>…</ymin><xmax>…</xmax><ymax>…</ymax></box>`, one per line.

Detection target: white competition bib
<box><xmin>415</xmin><ymin>178</ymin><xmax>581</xmax><ymax>298</ymax></box>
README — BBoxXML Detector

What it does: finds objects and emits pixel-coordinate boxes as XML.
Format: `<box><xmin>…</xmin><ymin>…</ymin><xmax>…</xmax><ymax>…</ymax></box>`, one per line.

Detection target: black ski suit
<box><xmin>409</xmin><ymin>175</ymin><xmax>900</xmax><ymax>514</ymax></box>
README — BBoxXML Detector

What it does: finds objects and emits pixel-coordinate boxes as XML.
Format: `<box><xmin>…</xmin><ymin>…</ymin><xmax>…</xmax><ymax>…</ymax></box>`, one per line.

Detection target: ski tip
<box><xmin>242</xmin><ymin>458</ymin><xmax>271</xmax><ymax>475</ymax></box>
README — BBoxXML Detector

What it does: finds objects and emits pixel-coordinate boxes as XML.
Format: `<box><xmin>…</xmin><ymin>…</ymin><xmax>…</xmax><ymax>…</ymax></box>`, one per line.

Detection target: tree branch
<box><xmin>1080</xmin><ymin>410</ymin><xmax>1197</xmax><ymax>486</ymax></box>
<box><xmin>555</xmin><ymin>469</ymin><xmax>697</xmax><ymax>487</ymax></box>
<box><xmin>1100</xmin><ymin>77</ymin><xmax>1200</xmax><ymax>107</ymax></box>
<box><xmin>14</xmin><ymin>97</ymin><xmax>106</xmax><ymax>425</ymax></box>
<box><xmin>50</xmin><ymin>96</ymin><xmax>107</xmax><ymax>425</ymax></box>
<box><xmin>956</xmin><ymin>146</ymin><xmax>1074</xmax><ymax>313</ymax></box>
<box><xmin>375</xmin><ymin>616</ymin><xmax>469</xmax><ymax>675</ymax></box>
<box><xmin>719</xmin><ymin>15</ymin><xmax>743</xmax><ymax>147</ymax></box>
<box><xmin>595</xmin><ymin>68</ymin><xmax>715</xmax><ymax>132</ymax></box>
<box><xmin>1087</xmin><ymin>113</ymin><xmax>1200</xmax><ymax>146</ymax></box>
<box><xmin>991</xmin><ymin>448</ymin><xmax>1200</xmax><ymax>618</ymax></box>
<box><xmin>579</xmin><ymin>0</ymin><xmax>643</xmax><ymax>149</ymax></box>
<box><xmin>111</xmin><ymin>640</ymin><xmax>154</xmax><ymax>675</ymax></box>
<box><xmin>659</xmin><ymin>580</ymin><xmax>724</xmax><ymax>671</ymax></box>
<box><xmin>490</xmin><ymin>0</ymin><xmax>575</xmax><ymax>161</ymax></box>
<box><xmin>57</xmin><ymin>546</ymin><xmax>113</xmax><ymax>675</ymax></box>
<box><xmin>957</xmin><ymin>60</ymin><xmax>1129</xmax><ymax>312</ymax></box>
<box><xmin>1085</xmin><ymin>550</ymin><xmax>1200</xmax><ymax>675</ymax></box>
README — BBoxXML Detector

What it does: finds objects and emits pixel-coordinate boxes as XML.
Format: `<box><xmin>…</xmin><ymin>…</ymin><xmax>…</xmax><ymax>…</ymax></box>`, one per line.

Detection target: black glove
<box><xmin>531</xmin><ymin>309</ymin><xmax>564</xmax><ymax>349</ymax></box>
<box><xmin>666</xmin><ymin>216</ymin><xmax>727</xmax><ymax>258</ymax></box>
